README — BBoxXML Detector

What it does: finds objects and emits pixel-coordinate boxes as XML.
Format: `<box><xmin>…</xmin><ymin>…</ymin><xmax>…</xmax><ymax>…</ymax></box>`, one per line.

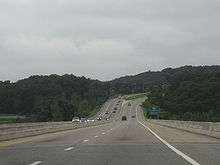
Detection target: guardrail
<box><xmin>147</xmin><ymin>119</ymin><xmax>220</xmax><ymax>138</ymax></box>
<box><xmin>0</xmin><ymin>120</ymin><xmax>111</xmax><ymax>141</ymax></box>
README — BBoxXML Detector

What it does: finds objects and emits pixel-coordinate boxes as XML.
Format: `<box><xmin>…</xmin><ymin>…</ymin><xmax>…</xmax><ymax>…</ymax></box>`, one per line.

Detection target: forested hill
<box><xmin>109</xmin><ymin>65</ymin><xmax>220</xmax><ymax>94</ymax></box>
<box><xmin>111</xmin><ymin>65</ymin><xmax>220</xmax><ymax>86</ymax></box>
<box><xmin>0</xmin><ymin>75</ymin><xmax>110</xmax><ymax>121</ymax></box>
<box><xmin>0</xmin><ymin>65</ymin><xmax>220</xmax><ymax>122</ymax></box>
<box><xmin>141</xmin><ymin>66</ymin><xmax>220</xmax><ymax>121</ymax></box>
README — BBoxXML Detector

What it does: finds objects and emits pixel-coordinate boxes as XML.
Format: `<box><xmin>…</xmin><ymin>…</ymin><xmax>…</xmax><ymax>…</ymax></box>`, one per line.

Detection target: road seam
<box><xmin>29</xmin><ymin>161</ymin><xmax>42</xmax><ymax>165</ymax></box>
<box><xmin>0</xmin><ymin>123</ymin><xmax>111</xmax><ymax>148</ymax></box>
<box><xmin>136</xmin><ymin>105</ymin><xmax>200</xmax><ymax>165</ymax></box>
<box><xmin>64</xmin><ymin>147</ymin><xmax>74</xmax><ymax>151</ymax></box>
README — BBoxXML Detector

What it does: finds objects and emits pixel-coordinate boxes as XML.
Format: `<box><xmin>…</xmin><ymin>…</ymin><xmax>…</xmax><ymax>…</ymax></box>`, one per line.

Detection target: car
<box><xmin>128</xmin><ymin>102</ymin><xmax>131</xmax><ymax>106</ymax></box>
<box><xmin>122</xmin><ymin>116</ymin><xmax>127</xmax><ymax>121</ymax></box>
<box><xmin>114</xmin><ymin>107</ymin><xmax>117</xmax><ymax>110</ymax></box>
<box><xmin>80</xmin><ymin>118</ymin><xmax>87</xmax><ymax>123</ymax></box>
<box><xmin>87</xmin><ymin>119</ymin><xmax>95</xmax><ymax>122</ymax></box>
<box><xmin>131</xmin><ymin>115</ymin><xmax>136</xmax><ymax>118</ymax></box>
<box><xmin>72</xmin><ymin>117</ymin><xmax>80</xmax><ymax>122</ymax></box>
<box><xmin>105</xmin><ymin>117</ymin><xmax>110</xmax><ymax>121</ymax></box>
<box><xmin>112</xmin><ymin>110</ymin><xmax>116</xmax><ymax>113</ymax></box>
<box><xmin>105</xmin><ymin>111</ymin><xmax>109</xmax><ymax>114</ymax></box>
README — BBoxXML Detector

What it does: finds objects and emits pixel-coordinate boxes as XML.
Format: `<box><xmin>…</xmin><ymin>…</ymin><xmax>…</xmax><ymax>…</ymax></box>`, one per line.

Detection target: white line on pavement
<box><xmin>106</xmin><ymin>101</ymin><xmax>112</xmax><ymax>111</ymax></box>
<box><xmin>136</xmin><ymin>105</ymin><xmax>200</xmax><ymax>165</ymax></box>
<box><xmin>94</xmin><ymin>135</ymin><xmax>99</xmax><ymax>138</ymax></box>
<box><xmin>64</xmin><ymin>147</ymin><xmax>74</xmax><ymax>151</ymax></box>
<box><xmin>83</xmin><ymin>139</ymin><xmax>89</xmax><ymax>142</ymax></box>
<box><xmin>29</xmin><ymin>161</ymin><xmax>42</xmax><ymax>165</ymax></box>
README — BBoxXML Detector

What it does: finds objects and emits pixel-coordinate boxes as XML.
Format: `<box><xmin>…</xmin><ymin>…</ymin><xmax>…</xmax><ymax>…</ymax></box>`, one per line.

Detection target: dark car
<box><xmin>131</xmin><ymin>115</ymin><xmax>136</xmax><ymax>118</ymax></box>
<box><xmin>122</xmin><ymin>116</ymin><xmax>127</xmax><ymax>121</ymax></box>
<box><xmin>112</xmin><ymin>110</ymin><xmax>116</xmax><ymax>113</ymax></box>
<box><xmin>114</xmin><ymin>107</ymin><xmax>117</xmax><ymax>110</ymax></box>
<box><xmin>128</xmin><ymin>102</ymin><xmax>131</xmax><ymax>106</ymax></box>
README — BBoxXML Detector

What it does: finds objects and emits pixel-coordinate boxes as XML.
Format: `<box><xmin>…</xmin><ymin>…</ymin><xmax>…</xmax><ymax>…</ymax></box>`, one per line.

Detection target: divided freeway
<box><xmin>0</xmin><ymin>97</ymin><xmax>220</xmax><ymax>165</ymax></box>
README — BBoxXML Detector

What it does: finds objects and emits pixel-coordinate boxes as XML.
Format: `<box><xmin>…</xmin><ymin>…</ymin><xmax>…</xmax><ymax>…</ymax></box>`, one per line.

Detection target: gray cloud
<box><xmin>0</xmin><ymin>0</ymin><xmax>220</xmax><ymax>81</ymax></box>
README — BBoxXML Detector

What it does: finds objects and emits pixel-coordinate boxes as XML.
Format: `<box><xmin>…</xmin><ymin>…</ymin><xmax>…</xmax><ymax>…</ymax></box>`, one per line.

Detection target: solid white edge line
<box><xmin>64</xmin><ymin>147</ymin><xmax>74</xmax><ymax>151</ymax></box>
<box><xmin>136</xmin><ymin>105</ymin><xmax>200</xmax><ymax>165</ymax></box>
<box><xmin>29</xmin><ymin>161</ymin><xmax>42</xmax><ymax>165</ymax></box>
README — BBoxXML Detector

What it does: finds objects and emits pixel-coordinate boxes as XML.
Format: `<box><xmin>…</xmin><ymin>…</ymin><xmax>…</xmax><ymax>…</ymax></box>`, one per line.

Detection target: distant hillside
<box><xmin>108</xmin><ymin>65</ymin><xmax>220</xmax><ymax>96</ymax></box>
<box><xmin>0</xmin><ymin>75</ymin><xmax>109</xmax><ymax>122</ymax></box>
<box><xmin>140</xmin><ymin>66</ymin><xmax>220</xmax><ymax>121</ymax></box>
<box><xmin>111</xmin><ymin>65</ymin><xmax>220</xmax><ymax>86</ymax></box>
<box><xmin>0</xmin><ymin>65</ymin><xmax>219</xmax><ymax>122</ymax></box>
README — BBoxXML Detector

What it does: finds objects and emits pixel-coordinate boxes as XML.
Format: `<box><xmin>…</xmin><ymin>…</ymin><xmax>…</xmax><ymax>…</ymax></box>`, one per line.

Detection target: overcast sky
<box><xmin>0</xmin><ymin>0</ymin><xmax>220</xmax><ymax>81</ymax></box>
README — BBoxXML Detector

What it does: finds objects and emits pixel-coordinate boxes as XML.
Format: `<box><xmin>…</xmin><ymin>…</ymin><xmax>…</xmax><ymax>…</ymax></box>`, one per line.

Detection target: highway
<box><xmin>0</xmin><ymin>98</ymin><xmax>220</xmax><ymax>165</ymax></box>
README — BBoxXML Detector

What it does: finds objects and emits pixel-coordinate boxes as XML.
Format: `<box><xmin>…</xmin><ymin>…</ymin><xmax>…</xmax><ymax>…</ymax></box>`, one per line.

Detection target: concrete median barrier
<box><xmin>0</xmin><ymin>98</ymin><xmax>121</xmax><ymax>142</ymax></box>
<box><xmin>0</xmin><ymin>120</ymin><xmax>110</xmax><ymax>141</ymax></box>
<box><xmin>147</xmin><ymin>119</ymin><xmax>220</xmax><ymax>138</ymax></box>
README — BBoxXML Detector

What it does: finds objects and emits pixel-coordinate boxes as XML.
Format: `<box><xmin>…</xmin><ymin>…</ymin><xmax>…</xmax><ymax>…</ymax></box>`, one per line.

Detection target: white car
<box><xmin>72</xmin><ymin>117</ymin><xmax>80</xmax><ymax>122</ymax></box>
<box><xmin>87</xmin><ymin>119</ymin><xmax>95</xmax><ymax>122</ymax></box>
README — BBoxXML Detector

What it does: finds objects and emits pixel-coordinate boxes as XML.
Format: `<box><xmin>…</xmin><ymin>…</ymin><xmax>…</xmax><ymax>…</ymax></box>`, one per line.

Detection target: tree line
<box><xmin>1</xmin><ymin>65</ymin><xmax>220</xmax><ymax>122</ymax></box>
<box><xmin>146</xmin><ymin>66</ymin><xmax>220</xmax><ymax>121</ymax></box>
<box><xmin>0</xmin><ymin>75</ymin><xmax>110</xmax><ymax>121</ymax></box>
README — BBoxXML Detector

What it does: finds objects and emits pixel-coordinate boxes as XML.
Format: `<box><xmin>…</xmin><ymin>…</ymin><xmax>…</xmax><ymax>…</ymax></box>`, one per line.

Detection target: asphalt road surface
<box><xmin>0</xmin><ymin>98</ymin><xmax>220</xmax><ymax>165</ymax></box>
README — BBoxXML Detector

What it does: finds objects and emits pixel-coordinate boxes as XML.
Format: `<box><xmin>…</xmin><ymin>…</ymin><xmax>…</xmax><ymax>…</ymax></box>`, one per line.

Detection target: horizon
<box><xmin>1</xmin><ymin>64</ymin><xmax>219</xmax><ymax>83</ymax></box>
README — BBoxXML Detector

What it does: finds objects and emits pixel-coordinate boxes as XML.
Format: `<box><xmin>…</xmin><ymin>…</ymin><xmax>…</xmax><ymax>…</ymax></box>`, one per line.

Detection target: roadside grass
<box><xmin>88</xmin><ymin>106</ymin><xmax>101</xmax><ymax>118</ymax></box>
<box><xmin>0</xmin><ymin>115</ymin><xmax>26</xmax><ymax>124</ymax></box>
<box><xmin>125</xmin><ymin>93</ymin><xmax>147</xmax><ymax>100</ymax></box>
<box><xmin>0</xmin><ymin>116</ymin><xmax>18</xmax><ymax>124</ymax></box>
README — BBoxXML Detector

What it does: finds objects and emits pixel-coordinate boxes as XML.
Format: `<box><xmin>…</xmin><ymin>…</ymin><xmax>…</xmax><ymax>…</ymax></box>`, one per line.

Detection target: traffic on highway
<box><xmin>0</xmin><ymin>96</ymin><xmax>220</xmax><ymax>165</ymax></box>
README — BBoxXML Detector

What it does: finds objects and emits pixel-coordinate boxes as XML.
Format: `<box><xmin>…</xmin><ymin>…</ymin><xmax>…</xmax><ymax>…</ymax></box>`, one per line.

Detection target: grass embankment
<box><xmin>0</xmin><ymin>115</ymin><xmax>25</xmax><ymax>124</ymax></box>
<box><xmin>87</xmin><ymin>106</ymin><xmax>102</xmax><ymax>118</ymax></box>
<box><xmin>141</xmin><ymin>99</ymin><xmax>152</xmax><ymax>119</ymax></box>
<box><xmin>125</xmin><ymin>93</ymin><xmax>147</xmax><ymax>100</ymax></box>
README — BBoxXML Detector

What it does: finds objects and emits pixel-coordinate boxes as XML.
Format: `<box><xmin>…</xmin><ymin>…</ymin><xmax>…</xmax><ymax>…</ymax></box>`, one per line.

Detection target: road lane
<box><xmin>41</xmin><ymin>99</ymin><xmax>190</xmax><ymax>165</ymax></box>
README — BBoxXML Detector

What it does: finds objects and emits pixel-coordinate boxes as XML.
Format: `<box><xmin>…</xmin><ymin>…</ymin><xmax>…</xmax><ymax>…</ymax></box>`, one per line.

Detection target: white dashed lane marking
<box><xmin>29</xmin><ymin>161</ymin><xmax>42</xmax><ymax>165</ymax></box>
<box><xmin>102</xmin><ymin>132</ymin><xmax>106</xmax><ymax>135</ymax></box>
<box><xmin>94</xmin><ymin>135</ymin><xmax>99</xmax><ymax>138</ymax></box>
<box><xmin>83</xmin><ymin>139</ymin><xmax>89</xmax><ymax>142</ymax></box>
<box><xmin>64</xmin><ymin>147</ymin><xmax>74</xmax><ymax>151</ymax></box>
